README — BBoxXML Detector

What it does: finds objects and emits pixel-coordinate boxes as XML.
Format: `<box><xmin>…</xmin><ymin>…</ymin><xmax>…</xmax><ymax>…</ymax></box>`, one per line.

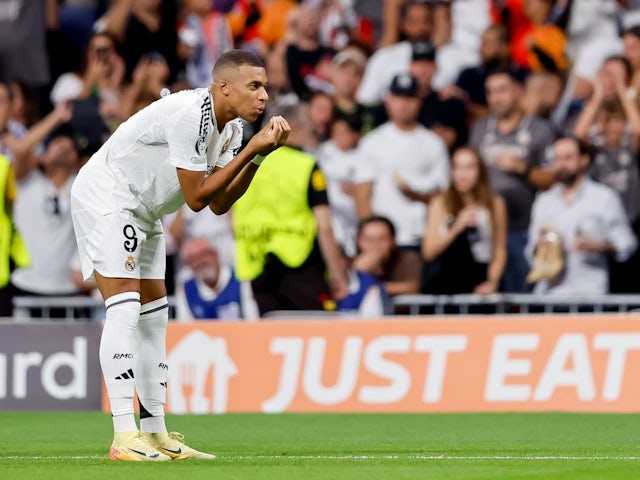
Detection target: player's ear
<box><xmin>219</xmin><ymin>80</ymin><xmax>231</xmax><ymax>97</ymax></box>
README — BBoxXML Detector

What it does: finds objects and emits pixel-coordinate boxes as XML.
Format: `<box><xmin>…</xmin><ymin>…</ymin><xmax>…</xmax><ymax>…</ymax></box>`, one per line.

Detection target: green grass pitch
<box><xmin>0</xmin><ymin>412</ymin><xmax>639</xmax><ymax>479</ymax></box>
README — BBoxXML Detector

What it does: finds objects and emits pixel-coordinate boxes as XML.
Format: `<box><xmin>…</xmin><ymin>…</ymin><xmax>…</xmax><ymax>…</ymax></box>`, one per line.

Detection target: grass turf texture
<box><xmin>0</xmin><ymin>412</ymin><xmax>639</xmax><ymax>479</ymax></box>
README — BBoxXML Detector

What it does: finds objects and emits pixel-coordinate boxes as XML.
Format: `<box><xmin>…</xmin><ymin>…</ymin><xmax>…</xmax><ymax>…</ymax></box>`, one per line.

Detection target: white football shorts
<box><xmin>70</xmin><ymin>161</ymin><xmax>166</xmax><ymax>281</ymax></box>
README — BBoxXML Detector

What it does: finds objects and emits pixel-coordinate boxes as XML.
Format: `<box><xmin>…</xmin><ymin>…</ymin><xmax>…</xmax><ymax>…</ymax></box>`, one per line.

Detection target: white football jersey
<box><xmin>86</xmin><ymin>88</ymin><xmax>243</xmax><ymax>221</ymax></box>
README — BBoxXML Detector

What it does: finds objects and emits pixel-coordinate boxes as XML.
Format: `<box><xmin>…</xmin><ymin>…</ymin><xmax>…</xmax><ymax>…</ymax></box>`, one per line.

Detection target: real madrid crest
<box><xmin>125</xmin><ymin>255</ymin><xmax>136</xmax><ymax>272</ymax></box>
<box><xmin>221</xmin><ymin>137</ymin><xmax>231</xmax><ymax>154</ymax></box>
<box><xmin>195</xmin><ymin>135</ymin><xmax>206</xmax><ymax>156</ymax></box>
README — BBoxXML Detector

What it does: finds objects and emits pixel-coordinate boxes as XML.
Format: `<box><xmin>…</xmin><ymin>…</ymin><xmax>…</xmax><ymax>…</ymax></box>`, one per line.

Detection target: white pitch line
<box><xmin>1</xmin><ymin>454</ymin><xmax>640</xmax><ymax>461</ymax></box>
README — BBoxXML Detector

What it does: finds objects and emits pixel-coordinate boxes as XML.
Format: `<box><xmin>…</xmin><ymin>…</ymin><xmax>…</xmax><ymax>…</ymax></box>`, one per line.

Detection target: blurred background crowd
<box><xmin>2</xmin><ymin>0</ymin><xmax>640</xmax><ymax>320</ymax></box>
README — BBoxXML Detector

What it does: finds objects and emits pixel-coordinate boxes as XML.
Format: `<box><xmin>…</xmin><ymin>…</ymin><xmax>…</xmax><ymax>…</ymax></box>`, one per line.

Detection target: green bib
<box><xmin>0</xmin><ymin>155</ymin><xmax>30</xmax><ymax>288</ymax></box>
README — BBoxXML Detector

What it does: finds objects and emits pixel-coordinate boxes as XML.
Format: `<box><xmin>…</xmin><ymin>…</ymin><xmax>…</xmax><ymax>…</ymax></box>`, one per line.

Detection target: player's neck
<box><xmin>212</xmin><ymin>91</ymin><xmax>235</xmax><ymax>132</ymax></box>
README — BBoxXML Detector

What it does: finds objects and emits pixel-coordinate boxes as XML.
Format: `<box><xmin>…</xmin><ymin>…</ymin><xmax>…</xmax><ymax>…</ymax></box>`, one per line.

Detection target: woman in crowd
<box><xmin>422</xmin><ymin>146</ymin><xmax>507</xmax><ymax>295</ymax></box>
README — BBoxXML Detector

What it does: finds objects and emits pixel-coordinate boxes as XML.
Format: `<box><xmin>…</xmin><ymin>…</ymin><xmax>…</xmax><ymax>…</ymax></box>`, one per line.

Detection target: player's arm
<box><xmin>177</xmin><ymin>116</ymin><xmax>290</xmax><ymax>214</ymax></box>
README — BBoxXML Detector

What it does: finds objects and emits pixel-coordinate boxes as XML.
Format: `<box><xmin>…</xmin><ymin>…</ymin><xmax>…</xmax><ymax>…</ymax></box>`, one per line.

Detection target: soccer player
<box><xmin>70</xmin><ymin>50</ymin><xmax>290</xmax><ymax>461</ymax></box>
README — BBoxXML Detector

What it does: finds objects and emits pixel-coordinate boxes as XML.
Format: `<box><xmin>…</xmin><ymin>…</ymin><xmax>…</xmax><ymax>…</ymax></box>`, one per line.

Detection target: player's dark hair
<box><xmin>213</xmin><ymin>49</ymin><xmax>265</xmax><ymax>76</ymax></box>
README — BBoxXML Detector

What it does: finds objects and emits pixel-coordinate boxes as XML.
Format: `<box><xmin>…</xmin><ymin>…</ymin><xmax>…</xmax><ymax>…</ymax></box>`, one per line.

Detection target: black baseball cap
<box><xmin>411</xmin><ymin>41</ymin><xmax>436</xmax><ymax>62</ymax></box>
<box><xmin>389</xmin><ymin>73</ymin><xmax>419</xmax><ymax>97</ymax></box>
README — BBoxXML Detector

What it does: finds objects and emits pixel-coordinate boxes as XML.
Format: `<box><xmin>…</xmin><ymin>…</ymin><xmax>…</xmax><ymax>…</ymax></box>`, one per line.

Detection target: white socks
<box><xmin>101</xmin><ymin>292</ymin><xmax>141</xmax><ymax>433</ymax></box>
<box><xmin>137</xmin><ymin>297</ymin><xmax>169</xmax><ymax>434</ymax></box>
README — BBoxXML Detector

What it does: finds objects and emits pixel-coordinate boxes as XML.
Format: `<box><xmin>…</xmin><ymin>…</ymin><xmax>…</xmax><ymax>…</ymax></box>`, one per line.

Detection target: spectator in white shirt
<box><xmin>316</xmin><ymin>114</ymin><xmax>363</xmax><ymax>257</ymax></box>
<box><xmin>356</xmin><ymin>0</ymin><xmax>432</xmax><ymax>107</ymax></box>
<box><xmin>526</xmin><ymin>137</ymin><xmax>637</xmax><ymax>295</ymax></box>
<box><xmin>353</xmin><ymin>73</ymin><xmax>449</xmax><ymax>248</ymax></box>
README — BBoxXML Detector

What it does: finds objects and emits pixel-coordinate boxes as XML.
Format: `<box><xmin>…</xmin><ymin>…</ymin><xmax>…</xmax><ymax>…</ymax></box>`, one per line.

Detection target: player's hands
<box><xmin>249</xmin><ymin>115</ymin><xmax>291</xmax><ymax>157</ymax></box>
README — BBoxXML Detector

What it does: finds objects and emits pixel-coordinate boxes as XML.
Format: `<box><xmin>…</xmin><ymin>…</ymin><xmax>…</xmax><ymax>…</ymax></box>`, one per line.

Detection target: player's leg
<box><xmin>135</xmin><ymin>226</ymin><xmax>215</xmax><ymax>460</ymax></box>
<box><xmin>83</xmin><ymin>214</ymin><xmax>169</xmax><ymax>461</ymax></box>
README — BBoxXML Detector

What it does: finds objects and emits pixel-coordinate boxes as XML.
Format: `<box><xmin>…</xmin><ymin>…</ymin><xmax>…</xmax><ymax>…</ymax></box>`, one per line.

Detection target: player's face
<box><xmin>452</xmin><ymin>149</ymin><xmax>480</xmax><ymax>194</ymax></box>
<box><xmin>227</xmin><ymin>65</ymin><xmax>269</xmax><ymax>122</ymax></box>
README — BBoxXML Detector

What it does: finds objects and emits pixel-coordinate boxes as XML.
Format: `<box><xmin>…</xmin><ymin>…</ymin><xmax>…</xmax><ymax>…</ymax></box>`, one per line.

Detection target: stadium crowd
<box><xmin>2</xmin><ymin>0</ymin><xmax>640</xmax><ymax>319</ymax></box>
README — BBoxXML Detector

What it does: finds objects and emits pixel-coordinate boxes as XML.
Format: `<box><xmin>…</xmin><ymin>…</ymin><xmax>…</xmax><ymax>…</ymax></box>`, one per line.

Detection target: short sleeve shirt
<box><xmin>90</xmin><ymin>88</ymin><xmax>243</xmax><ymax>221</ymax></box>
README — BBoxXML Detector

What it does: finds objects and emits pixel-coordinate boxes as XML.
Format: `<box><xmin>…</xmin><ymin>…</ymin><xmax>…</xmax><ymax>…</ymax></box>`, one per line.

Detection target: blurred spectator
<box><xmin>526</xmin><ymin>137</ymin><xmax>637</xmax><ymax>295</ymax></box>
<box><xmin>119</xmin><ymin>53</ymin><xmax>170</xmax><ymax>119</ymax></box>
<box><xmin>491</xmin><ymin>0</ymin><xmax>533</xmax><ymax>69</ymax></box>
<box><xmin>167</xmin><ymin>206</ymin><xmax>236</xmax><ymax>270</ymax></box>
<box><xmin>354</xmin><ymin>73</ymin><xmax>449</xmax><ymax>249</ymax></box>
<box><xmin>49</xmin><ymin>32</ymin><xmax>125</xmax><ymax>108</ymax></box>
<box><xmin>178</xmin><ymin>0</ymin><xmax>233</xmax><ymax>88</ymax></box>
<box><xmin>0</xmin><ymin>0</ymin><xmax>55</xmax><ymax>102</ymax></box>
<box><xmin>573</xmin><ymin>62</ymin><xmax>640</xmax><ymax>292</ymax></box>
<box><xmin>316</xmin><ymin>0</ymin><xmax>359</xmax><ymax>51</ymax></box>
<box><xmin>0</xmin><ymin>81</ymin><xmax>26</xmax><ymax>161</ymax></box>
<box><xmin>469</xmin><ymin>69</ymin><xmax>557</xmax><ymax>292</ymax></box>
<box><xmin>623</xmin><ymin>26</ymin><xmax>640</xmax><ymax>94</ymax></box>
<box><xmin>352</xmin><ymin>216</ymin><xmax>421</xmax><ymax>295</ymax></box>
<box><xmin>357</xmin><ymin>0</ymin><xmax>432</xmax><ymax>106</ymax></box>
<box><xmin>353</xmin><ymin>0</ymin><xmax>384</xmax><ymax>47</ymax></box>
<box><xmin>316</xmin><ymin>114</ymin><xmax>363</xmax><ymax>257</ymax></box>
<box><xmin>564</xmin><ymin>0</ymin><xmax>622</xmax><ymax>100</ymax></box>
<box><xmin>521</xmin><ymin>71</ymin><xmax>564</xmax><ymax>121</ymax></box>
<box><xmin>232</xmin><ymin>103</ymin><xmax>348</xmax><ymax>315</ymax></box>
<box><xmin>621</xmin><ymin>0</ymin><xmax>640</xmax><ymax>30</ymax></box>
<box><xmin>99</xmin><ymin>0</ymin><xmax>179</xmax><ymax>83</ymax></box>
<box><xmin>285</xmin><ymin>3</ymin><xmax>336</xmax><ymax>100</ymax></box>
<box><xmin>10</xmin><ymin>81</ymin><xmax>39</xmax><ymax>129</ymax></box>
<box><xmin>175</xmin><ymin>237</ymin><xmax>258</xmax><ymax>321</ymax></box>
<box><xmin>444</xmin><ymin>24</ymin><xmax>528</xmax><ymax>122</ymax></box>
<box><xmin>12</xmin><ymin>133</ymin><xmax>82</xmax><ymax>314</ymax></box>
<box><xmin>0</xmin><ymin>153</ymin><xmax>29</xmax><ymax>317</ymax></box>
<box><xmin>329</xmin><ymin>46</ymin><xmax>374</xmax><ymax>132</ymax></box>
<box><xmin>422</xmin><ymin>146</ymin><xmax>507</xmax><ymax>294</ymax></box>
<box><xmin>522</xmin><ymin>0</ymin><xmax>567</xmax><ymax>73</ymax></box>
<box><xmin>409</xmin><ymin>41</ymin><xmax>467</xmax><ymax>149</ymax></box>
<box><xmin>429</xmin><ymin>0</ymin><xmax>492</xmax><ymax>90</ymax></box>
<box><xmin>308</xmin><ymin>90</ymin><xmax>335</xmax><ymax>149</ymax></box>
<box><xmin>337</xmin><ymin>267</ymin><xmax>390</xmax><ymax>316</ymax></box>
<box><xmin>227</xmin><ymin>0</ymin><xmax>296</xmax><ymax>50</ymax></box>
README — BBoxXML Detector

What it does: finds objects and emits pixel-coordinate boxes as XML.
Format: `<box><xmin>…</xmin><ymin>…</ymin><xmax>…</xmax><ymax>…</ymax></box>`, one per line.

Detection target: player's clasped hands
<box><xmin>250</xmin><ymin>115</ymin><xmax>291</xmax><ymax>157</ymax></box>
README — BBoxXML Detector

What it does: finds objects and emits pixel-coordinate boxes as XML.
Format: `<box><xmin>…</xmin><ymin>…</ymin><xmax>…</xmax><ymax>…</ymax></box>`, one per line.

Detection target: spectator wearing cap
<box><xmin>329</xmin><ymin>46</ymin><xmax>377</xmax><ymax>133</ymax></box>
<box><xmin>411</xmin><ymin>41</ymin><xmax>466</xmax><ymax>149</ymax></box>
<box><xmin>354</xmin><ymin>73</ymin><xmax>449</xmax><ymax>250</ymax></box>
<box><xmin>469</xmin><ymin>68</ymin><xmax>557</xmax><ymax>293</ymax></box>
<box><xmin>356</xmin><ymin>0</ymin><xmax>433</xmax><ymax>107</ymax></box>
<box><xmin>370</xmin><ymin>41</ymin><xmax>468</xmax><ymax>149</ymax></box>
